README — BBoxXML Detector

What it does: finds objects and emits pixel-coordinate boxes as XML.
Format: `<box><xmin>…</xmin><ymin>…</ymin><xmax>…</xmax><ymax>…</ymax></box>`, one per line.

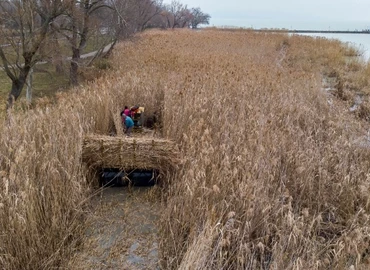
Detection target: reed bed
<box><xmin>0</xmin><ymin>29</ymin><xmax>370</xmax><ymax>269</ymax></box>
<box><xmin>82</xmin><ymin>134</ymin><xmax>179</xmax><ymax>171</ymax></box>
<box><xmin>110</xmin><ymin>30</ymin><xmax>370</xmax><ymax>269</ymax></box>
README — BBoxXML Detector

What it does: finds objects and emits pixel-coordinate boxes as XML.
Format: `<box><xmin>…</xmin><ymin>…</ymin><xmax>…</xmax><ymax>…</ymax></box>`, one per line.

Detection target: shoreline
<box><xmin>215</xmin><ymin>27</ymin><xmax>370</xmax><ymax>35</ymax></box>
<box><xmin>255</xmin><ymin>29</ymin><xmax>370</xmax><ymax>34</ymax></box>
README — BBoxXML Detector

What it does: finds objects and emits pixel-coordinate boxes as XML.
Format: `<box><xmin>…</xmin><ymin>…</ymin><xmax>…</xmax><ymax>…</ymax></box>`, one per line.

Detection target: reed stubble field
<box><xmin>1</xmin><ymin>29</ymin><xmax>370</xmax><ymax>269</ymax></box>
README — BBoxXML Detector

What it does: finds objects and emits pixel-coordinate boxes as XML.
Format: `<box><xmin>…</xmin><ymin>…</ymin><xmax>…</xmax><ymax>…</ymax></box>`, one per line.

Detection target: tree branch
<box><xmin>0</xmin><ymin>47</ymin><xmax>17</xmax><ymax>82</ymax></box>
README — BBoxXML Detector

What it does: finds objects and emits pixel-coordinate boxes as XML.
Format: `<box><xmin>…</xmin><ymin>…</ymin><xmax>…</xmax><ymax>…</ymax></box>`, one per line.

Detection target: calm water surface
<box><xmin>298</xmin><ymin>33</ymin><xmax>370</xmax><ymax>61</ymax></box>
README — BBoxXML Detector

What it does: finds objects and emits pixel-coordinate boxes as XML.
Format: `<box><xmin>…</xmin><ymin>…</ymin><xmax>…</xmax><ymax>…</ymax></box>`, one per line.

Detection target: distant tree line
<box><xmin>0</xmin><ymin>0</ymin><xmax>210</xmax><ymax>108</ymax></box>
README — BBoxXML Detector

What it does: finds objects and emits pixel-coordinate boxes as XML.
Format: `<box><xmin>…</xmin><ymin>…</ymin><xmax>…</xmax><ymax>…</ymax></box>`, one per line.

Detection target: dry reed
<box><xmin>82</xmin><ymin>134</ymin><xmax>179</xmax><ymax>171</ymax></box>
<box><xmin>1</xmin><ymin>29</ymin><xmax>370</xmax><ymax>269</ymax></box>
<box><xmin>113</xmin><ymin>30</ymin><xmax>370</xmax><ymax>269</ymax></box>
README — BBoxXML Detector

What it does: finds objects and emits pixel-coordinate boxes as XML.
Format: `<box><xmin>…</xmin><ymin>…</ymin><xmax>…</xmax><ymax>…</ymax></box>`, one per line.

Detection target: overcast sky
<box><xmin>162</xmin><ymin>0</ymin><xmax>370</xmax><ymax>30</ymax></box>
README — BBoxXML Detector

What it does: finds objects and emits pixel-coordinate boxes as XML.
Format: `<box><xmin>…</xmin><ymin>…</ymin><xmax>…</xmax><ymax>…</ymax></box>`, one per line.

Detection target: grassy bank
<box><xmin>0</xmin><ymin>29</ymin><xmax>370</xmax><ymax>269</ymax></box>
<box><xmin>0</xmin><ymin>34</ymin><xmax>112</xmax><ymax>101</ymax></box>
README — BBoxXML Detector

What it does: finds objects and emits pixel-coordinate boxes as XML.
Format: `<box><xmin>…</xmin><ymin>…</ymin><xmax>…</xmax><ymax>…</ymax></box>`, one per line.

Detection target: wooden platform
<box><xmin>82</xmin><ymin>134</ymin><xmax>179</xmax><ymax>171</ymax></box>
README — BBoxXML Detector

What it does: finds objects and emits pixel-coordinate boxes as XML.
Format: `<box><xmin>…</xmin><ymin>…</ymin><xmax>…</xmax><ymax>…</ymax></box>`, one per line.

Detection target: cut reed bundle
<box><xmin>82</xmin><ymin>134</ymin><xmax>179</xmax><ymax>171</ymax></box>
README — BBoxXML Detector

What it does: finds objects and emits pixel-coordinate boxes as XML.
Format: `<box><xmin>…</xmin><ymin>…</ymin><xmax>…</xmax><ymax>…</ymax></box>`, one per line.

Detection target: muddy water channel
<box><xmin>70</xmin><ymin>187</ymin><xmax>161</xmax><ymax>269</ymax></box>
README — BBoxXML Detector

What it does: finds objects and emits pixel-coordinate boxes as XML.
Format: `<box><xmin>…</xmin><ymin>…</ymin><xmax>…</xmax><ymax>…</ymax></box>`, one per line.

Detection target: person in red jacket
<box><xmin>123</xmin><ymin>106</ymin><xmax>131</xmax><ymax>117</ymax></box>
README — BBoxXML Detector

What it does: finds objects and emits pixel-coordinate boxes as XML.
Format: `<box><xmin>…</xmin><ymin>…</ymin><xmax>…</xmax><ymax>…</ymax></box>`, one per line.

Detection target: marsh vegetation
<box><xmin>1</xmin><ymin>29</ymin><xmax>370</xmax><ymax>269</ymax></box>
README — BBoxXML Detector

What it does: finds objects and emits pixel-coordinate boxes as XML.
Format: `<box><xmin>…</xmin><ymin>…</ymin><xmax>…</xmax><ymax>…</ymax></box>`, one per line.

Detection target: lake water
<box><xmin>297</xmin><ymin>33</ymin><xmax>370</xmax><ymax>62</ymax></box>
<box><xmin>211</xmin><ymin>18</ymin><xmax>370</xmax><ymax>62</ymax></box>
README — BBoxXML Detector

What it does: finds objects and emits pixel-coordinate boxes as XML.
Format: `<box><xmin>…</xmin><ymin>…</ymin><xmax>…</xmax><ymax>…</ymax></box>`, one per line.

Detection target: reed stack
<box><xmin>82</xmin><ymin>134</ymin><xmax>179</xmax><ymax>171</ymax></box>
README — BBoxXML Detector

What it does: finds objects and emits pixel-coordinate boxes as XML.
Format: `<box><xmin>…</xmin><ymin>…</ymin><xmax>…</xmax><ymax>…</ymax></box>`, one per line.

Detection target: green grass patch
<box><xmin>31</xmin><ymin>65</ymin><xmax>70</xmax><ymax>98</ymax></box>
<box><xmin>0</xmin><ymin>33</ymin><xmax>112</xmax><ymax>105</ymax></box>
<box><xmin>0</xmin><ymin>63</ymin><xmax>70</xmax><ymax>100</ymax></box>
<box><xmin>0</xmin><ymin>71</ymin><xmax>12</xmax><ymax>96</ymax></box>
<box><xmin>82</xmin><ymin>34</ymin><xmax>112</xmax><ymax>55</ymax></box>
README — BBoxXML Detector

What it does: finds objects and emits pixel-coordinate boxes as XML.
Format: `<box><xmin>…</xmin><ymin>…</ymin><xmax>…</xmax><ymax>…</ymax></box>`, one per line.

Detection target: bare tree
<box><xmin>56</xmin><ymin>0</ymin><xmax>115</xmax><ymax>86</ymax></box>
<box><xmin>164</xmin><ymin>0</ymin><xmax>191</xmax><ymax>29</ymax></box>
<box><xmin>189</xmin><ymin>7</ymin><xmax>210</xmax><ymax>29</ymax></box>
<box><xmin>131</xmin><ymin>0</ymin><xmax>163</xmax><ymax>32</ymax></box>
<box><xmin>0</xmin><ymin>0</ymin><xmax>72</xmax><ymax>108</ymax></box>
<box><xmin>144</xmin><ymin>2</ymin><xmax>211</xmax><ymax>30</ymax></box>
<box><xmin>146</xmin><ymin>11</ymin><xmax>168</xmax><ymax>29</ymax></box>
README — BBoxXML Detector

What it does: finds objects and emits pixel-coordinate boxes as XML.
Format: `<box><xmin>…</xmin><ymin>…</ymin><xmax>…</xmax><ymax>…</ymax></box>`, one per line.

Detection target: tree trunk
<box><xmin>7</xmin><ymin>75</ymin><xmax>27</xmax><ymax>109</ymax></box>
<box><xmin>70</xmin><ymin>47</ymin><xmax>80</xmax><ymax>86</ymax></box>
<box><xmin>26</xmin><ymin>68</ymin><xmax>33</xmax><ymax>105</ymax></box>
<box><xmin>55</xmin><ymin>59</ymin><xmax>64</xmax><ymax>74</ymax></box>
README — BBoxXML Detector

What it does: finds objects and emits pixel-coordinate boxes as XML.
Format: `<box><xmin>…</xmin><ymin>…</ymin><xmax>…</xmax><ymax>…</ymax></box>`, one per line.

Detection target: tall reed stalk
<box><xmin>1</xmin><ymin>29</ymin><xmax>370</xmax><ymax>269</ymax></box>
